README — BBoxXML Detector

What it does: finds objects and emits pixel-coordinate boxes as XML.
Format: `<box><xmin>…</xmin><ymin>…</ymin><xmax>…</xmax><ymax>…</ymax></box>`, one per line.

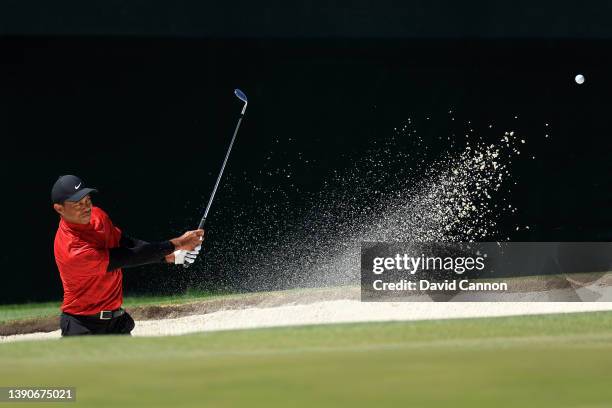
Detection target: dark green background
<box><xmin>0</xmin><ymin>3</ymin><xmax>611</xmax><ymax>303</ymax></box>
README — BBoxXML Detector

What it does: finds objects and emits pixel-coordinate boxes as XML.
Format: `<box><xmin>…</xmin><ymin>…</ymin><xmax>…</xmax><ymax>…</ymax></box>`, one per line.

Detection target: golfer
<box><xmin>51</xmin><ymin>175</ymin><xmax>204</xmax><ymax>336</ymax></box>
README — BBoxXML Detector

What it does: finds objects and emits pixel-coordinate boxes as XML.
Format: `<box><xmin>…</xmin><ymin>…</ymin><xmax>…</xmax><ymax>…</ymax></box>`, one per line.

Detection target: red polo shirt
<box><xmin>54</xmin><ymin>206</ymin><xmax>123</xmax><ymax>315</ymax></box>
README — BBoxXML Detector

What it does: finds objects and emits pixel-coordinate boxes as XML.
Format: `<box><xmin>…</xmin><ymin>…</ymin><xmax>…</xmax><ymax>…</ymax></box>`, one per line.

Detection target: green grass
<box><xmin>0</xmin><ymin>289</ymin><xmax>228</xmax><ymax>323</ymax></box>
<box><xmin>0</xmin><ymin>301</ymin><xmax>61</xmax><ymax>323</ymax></box>
<box><xmin>1</xmin><ymin>311</ymin><xmax>612</xmax><ymax>407</ymax></box>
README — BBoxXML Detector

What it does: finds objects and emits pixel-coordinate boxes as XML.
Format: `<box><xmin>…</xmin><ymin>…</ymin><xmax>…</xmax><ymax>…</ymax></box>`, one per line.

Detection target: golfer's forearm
<box><xmin>119</xmin><ymin>234</ymin><xmax>149</xmax><ymax>249</ymax></box>
<box><xmin>107</xmin><ymin>241</ymin><xmax>175</xmax><ymax>270</ymax></box>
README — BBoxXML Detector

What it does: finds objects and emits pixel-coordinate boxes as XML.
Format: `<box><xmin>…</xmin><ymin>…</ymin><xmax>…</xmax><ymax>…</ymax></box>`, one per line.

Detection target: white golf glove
<box><xmin>173</xmin><ymin>245</ymin><xmax>201</xmax><ymax>265</ymax></box>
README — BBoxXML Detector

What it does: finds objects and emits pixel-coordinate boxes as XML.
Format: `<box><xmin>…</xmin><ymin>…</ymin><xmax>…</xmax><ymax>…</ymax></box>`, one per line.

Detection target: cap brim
<box><xmin>65</xmin><ymin>188</ymin><xmax>98</xmax><ymax>202</ymax></box>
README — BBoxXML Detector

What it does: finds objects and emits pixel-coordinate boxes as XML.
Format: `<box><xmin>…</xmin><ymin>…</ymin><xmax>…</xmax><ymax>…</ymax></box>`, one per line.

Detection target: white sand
<box><xmin>3</xmin><ymin>299</ymin><xmax>612</xmax><ymax>343</ymax></box>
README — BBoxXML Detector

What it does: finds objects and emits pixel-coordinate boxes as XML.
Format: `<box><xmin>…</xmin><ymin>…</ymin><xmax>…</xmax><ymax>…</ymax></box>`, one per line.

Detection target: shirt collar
<box><xmin>60</xmin><ymin>217</ymin><xmax>94</xmax><ymax>232</ymax></box>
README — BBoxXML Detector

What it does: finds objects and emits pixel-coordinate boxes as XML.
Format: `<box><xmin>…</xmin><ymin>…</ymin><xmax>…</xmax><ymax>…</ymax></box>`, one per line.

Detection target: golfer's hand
<box><xmin>171</xmin><ymin>229</ymin><xmax>204</xmax><ymax>251</ymax></box>
<box><xmin>170</xmin><ymin>246</ymin><xmax>201</xmax><ymax>265</ymax></box>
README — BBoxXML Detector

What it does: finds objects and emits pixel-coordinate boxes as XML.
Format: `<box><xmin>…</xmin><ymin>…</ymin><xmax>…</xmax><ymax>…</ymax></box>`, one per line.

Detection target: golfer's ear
<box><xmin>53</xmin><ymin>203</ymin><xmax>64</xmax><ymax>216</ymax></box>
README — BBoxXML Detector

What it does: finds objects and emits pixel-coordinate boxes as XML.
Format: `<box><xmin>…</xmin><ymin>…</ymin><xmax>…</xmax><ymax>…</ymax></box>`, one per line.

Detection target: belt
<box><xmin>66</xmin><ymin>308</ymin><xmax>125</xmax><ymax>320</ymax></box>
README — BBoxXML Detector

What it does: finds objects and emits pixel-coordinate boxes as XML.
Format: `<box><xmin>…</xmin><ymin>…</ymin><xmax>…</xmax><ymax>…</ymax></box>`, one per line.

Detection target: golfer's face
<box><xmin>63</xmin><ymin>195</ymin><xmax>93</xmax><ymax>224</ymax></box>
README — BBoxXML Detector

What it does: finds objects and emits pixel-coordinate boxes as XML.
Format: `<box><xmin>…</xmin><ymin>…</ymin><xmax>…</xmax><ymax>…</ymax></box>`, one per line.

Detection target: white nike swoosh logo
<box><xmin>75</xmin><ymin>183</ymin><xmax>81</xmax><ymax>189</ymax></box>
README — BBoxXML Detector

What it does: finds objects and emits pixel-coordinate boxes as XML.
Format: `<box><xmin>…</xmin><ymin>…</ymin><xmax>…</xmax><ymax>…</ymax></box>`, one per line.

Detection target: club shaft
<box><xmin>197</xmin><ymin>114</ymin><xmax>244</xmax><ymax>230</ymax></box>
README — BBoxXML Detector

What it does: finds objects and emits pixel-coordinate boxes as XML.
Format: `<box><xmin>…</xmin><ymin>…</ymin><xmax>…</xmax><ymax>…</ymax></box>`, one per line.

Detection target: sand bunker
<box><xmin>3</xmin><ymin>296</ymin><xmax>612</xmax><ymax>343</ymax></box>
<box><xmin>3</xmin><ymin>277</ymin><xmax>612</xmax><ymax>343</ymax></box>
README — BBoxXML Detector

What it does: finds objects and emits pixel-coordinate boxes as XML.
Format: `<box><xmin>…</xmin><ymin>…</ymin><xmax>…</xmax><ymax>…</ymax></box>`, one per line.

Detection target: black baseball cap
<box><xmin>51</xmin><ymin>175</ymin><xmax>98</xmax><ymax>204</ymax></box>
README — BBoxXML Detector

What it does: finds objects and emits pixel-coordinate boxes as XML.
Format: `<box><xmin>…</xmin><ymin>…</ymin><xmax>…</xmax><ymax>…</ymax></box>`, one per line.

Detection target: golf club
<box><xmin>185</xmin><ymin>89</ymin><xmax>248</xmax><ymax>267</ymax></box>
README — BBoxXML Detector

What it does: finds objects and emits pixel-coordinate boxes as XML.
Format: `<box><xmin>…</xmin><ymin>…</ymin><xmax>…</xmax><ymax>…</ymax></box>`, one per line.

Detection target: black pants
<box><xmin>59</xmin><ymin>312</ymin><xmax>135</xmax><ymax>336</ymax></box>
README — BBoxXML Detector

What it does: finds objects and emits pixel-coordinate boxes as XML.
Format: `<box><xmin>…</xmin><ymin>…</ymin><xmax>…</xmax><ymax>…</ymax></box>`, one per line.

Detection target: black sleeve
<box><xmin>107</xmin><ymin>234</ymin><xmax>175</xmax><ymax>271</ymax></box>
<box><xmin>119</xmin><ymin>234</ymin><xmax>149</xmax><ymax>249</ymax></box>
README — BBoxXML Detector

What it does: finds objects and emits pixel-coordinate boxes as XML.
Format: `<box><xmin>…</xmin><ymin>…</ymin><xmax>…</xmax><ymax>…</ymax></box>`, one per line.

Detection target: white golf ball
<box><xmin>575</xmin><ymin>74</ymin><xmax>585</xmax><ymax>84</ymax></box>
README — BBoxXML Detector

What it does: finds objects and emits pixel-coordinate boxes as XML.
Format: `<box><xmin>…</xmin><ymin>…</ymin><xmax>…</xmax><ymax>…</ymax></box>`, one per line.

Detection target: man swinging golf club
<box><xmin>52</xmin><ymin>175</ymin><xmax>204</xmax><ymax>336</ymax></box>
<box><xmin>52</xmin><ymin>89</ymin><xmax>248</xmax><ymax>337</ymax></box>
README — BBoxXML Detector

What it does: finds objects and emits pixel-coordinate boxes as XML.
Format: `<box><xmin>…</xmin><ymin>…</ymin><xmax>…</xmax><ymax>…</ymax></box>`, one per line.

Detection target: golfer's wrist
<box><xmin>160</xmin><ymin>240</ymin><xmax>175</xmax><ymax>254</ymax></box>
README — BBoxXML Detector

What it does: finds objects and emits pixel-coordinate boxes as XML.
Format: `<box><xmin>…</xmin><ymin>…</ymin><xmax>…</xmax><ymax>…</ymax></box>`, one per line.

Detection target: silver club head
<box><xmin>234</xmin><ymin>89</ymin><xmax>248</xmax><ymax>103</ymax></box>
<box><xmin>234</xmin><ymin>89</ymin><xmax>248</xmax><ymax>115</ymax></box>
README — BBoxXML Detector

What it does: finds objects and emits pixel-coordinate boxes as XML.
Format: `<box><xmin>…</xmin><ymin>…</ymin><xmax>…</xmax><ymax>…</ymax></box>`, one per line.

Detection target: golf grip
<box><xmin>197</xmin><ymin>217</ymin><xmax>206</xmax><ymax>230</ymax></box>
<box><xmin>182</xmin><ymin>216</ymin><xmax>206</xmax><ymax>269</ymax></box>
